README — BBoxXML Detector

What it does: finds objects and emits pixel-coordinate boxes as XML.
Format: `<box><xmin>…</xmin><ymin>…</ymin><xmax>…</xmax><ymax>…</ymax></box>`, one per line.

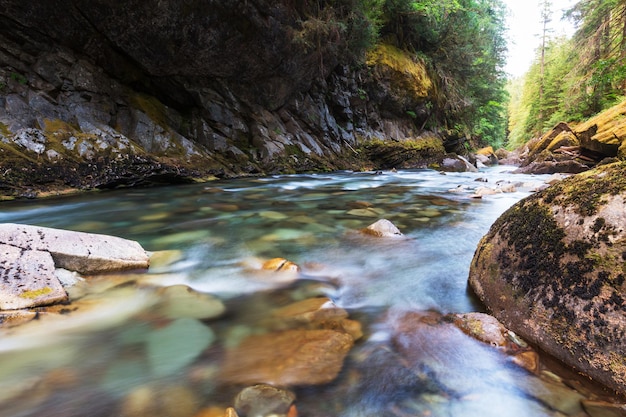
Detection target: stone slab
<box><xmin>0</xmin><ymin>243</ymin><xmax>68</xmax><ymax>309</ymax></box>
<box><xmin>0</xmin><ymin>223</ymin><xmax>149</xmax><ymax>273</ymax></box>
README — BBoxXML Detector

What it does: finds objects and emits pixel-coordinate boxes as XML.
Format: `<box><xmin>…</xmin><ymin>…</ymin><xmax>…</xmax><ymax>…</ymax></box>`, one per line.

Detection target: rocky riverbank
<box><xmin>0</xmin><ymin>1</ymin><xmax>483</xmax><ymax>200</ymax></box>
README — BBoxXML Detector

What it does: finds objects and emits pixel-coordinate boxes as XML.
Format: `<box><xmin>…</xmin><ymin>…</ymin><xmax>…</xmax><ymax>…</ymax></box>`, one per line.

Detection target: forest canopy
<box><xmin>324</xmin><ymin>0</ymin><xmax>510</xmax><ymax>147</ymax></box>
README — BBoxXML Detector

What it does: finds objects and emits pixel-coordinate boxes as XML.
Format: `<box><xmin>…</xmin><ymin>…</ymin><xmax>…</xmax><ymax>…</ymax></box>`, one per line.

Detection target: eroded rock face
<box><xmin>469</xmin><ymin>162</ymin><xmax>626</xmax><ymax>395</ymax></box>
<box><xmin>0</xmin><ymin>1</ymin><xmax>452</xmax><ymax>197</ymax></box>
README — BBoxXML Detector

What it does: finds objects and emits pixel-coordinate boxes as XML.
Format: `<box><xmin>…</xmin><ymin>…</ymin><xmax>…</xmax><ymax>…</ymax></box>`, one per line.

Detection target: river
<box><xmin>0</xmin><ymin>166</ymin><xmax>605</xmax><ymax>416</ymax></box>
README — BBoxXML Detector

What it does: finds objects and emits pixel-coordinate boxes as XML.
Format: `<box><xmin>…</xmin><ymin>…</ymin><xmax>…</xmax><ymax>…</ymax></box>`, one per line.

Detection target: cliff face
<box><xmin>0</xmin><ymin>1</ymin><xmax>444</xmax><ymax>198</ymax></box>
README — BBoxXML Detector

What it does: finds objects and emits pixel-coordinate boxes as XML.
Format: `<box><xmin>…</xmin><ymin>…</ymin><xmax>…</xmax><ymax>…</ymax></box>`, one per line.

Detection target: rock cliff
<box><xmin>0</xmin><ymin>1</ymin><xmax>452</xmax><ymax>198</ymax></box>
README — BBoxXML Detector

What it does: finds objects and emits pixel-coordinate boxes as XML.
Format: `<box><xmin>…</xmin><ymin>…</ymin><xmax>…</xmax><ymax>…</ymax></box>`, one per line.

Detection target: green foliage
<box><xmin>9</xmin><ymin>72</ymin><xmax>27</xmax><ymax>85</ymax></box>
<box><xmin>293</xmin><ymin>0</ymin><xmax>510</xmax><ymax>148</ymax></box>
<box><xmin>509</xmin><ymin>0</ymin><xmax>626</xmax><ymax>147</ymax></box>
<box><xmin>372</xmin><ymin>0</ymin><xmax>509</xmax><ymax>147</ymax></box>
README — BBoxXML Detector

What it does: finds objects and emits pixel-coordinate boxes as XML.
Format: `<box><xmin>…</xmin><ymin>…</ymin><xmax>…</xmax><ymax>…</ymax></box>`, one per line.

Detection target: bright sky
<box><xmin>502</xmin><ymin>0</ymin><xmax>577</xmax><ymax>78</ymax></box>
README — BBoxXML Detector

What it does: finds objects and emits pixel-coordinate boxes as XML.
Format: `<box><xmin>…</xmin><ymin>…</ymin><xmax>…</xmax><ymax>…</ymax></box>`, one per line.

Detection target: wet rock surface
<box><xmin>234</xmin><ymin>384</ymin><xmax>296</xmax><ymax>417</ymax></box>
<box><xmin>469</xmin><ymin>162</ymin><xmax>626</xmax><ymax>395</ymax></box>
<box><xmin>219</xmin><ymin>328</ymin><xmax>354</xmax><ymax>386</ymax></box>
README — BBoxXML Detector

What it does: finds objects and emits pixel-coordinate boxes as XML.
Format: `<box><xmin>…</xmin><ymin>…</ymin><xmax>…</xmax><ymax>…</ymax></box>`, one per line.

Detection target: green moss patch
<box><xmin>362</xmin><ymin>137</ymin><xmax>445</xmax><ymax>169</ymax></box>
<box><xmin>366</xmin><ymin>44</ymin><xmax>432</xmax><ymax>99</ymax></box>
<box><xmin>542</xmin><ymin>161</ymin><xmax>626</xmax><ymax>216</ymax></box>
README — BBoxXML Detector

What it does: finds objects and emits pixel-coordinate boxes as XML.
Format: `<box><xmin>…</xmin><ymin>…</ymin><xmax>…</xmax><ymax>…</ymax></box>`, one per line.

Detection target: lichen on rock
<box><xmin>469</xmin><ymin>161</ymin><xmax>626</xmax><ymax>395</ymax></box>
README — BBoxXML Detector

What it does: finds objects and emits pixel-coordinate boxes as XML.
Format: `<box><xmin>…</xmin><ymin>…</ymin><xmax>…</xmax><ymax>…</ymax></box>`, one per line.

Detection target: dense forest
<box><xmin>345</xmin><ymin>0</ymin><xmax>510</xmax><ymax>147</ymax></box>
<box><xmin>508</xmin><ymin>0</ymin><xmax>626</xmax><ymax>148</ymax></box>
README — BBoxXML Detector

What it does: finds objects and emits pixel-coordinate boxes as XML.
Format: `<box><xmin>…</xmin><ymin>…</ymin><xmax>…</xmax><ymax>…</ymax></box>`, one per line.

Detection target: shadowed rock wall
<box><xmin>0</xmin><ymin>1</ymin><xmax>444</xmax><ymax>197</ymax></box>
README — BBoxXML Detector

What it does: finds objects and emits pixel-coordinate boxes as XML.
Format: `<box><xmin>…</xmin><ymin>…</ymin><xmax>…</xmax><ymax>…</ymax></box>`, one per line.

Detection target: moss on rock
<box><xmin>469</xmin><ymin>161</ymin><xmax>626</xmax><ymax>395</ymax></box>
<box><xmin>362</xmin><ymin>136</ymin><xmax>445</xmax><ymax>169</ymax></box>
<box><xmin>366</xmin><ymin>44</ymin><xmax>432</xmax><ymax>100</ymax></box>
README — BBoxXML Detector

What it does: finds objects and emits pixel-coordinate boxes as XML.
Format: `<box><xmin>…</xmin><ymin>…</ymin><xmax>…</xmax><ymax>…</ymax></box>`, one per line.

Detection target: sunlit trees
<box><xmin>508</xmin><ymin>0</ymin><xmax>626</xmax><ymax>148</ymax></box>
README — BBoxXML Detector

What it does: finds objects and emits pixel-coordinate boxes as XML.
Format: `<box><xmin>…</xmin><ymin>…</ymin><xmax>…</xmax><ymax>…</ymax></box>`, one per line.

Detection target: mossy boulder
<box><xmin>526</xmin><ymin>122</ymin><xmax>574</xmax><ymax>158</ymax></box>
<box><xmin>469</xmin><ymin>161</ymin><xmax>626</xmax><ymax>395</ymax></box>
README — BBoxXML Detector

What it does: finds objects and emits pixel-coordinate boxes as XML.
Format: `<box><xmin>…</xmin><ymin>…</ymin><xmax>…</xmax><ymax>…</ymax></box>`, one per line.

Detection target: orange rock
<box><xmin>261</xmin><ymin>258</ymin><xmax>300</xmax><ymax>273</ymax></box>
<box><xmin>512</xmin><ymin>350</ymin><xmax>540</xmax><ymax>374</ymax></box>
<box><xmin>224</xmin><ymin>407</ymin><xmax>239</xmax><ymax>417</ymax></box>
<box><xmin>220</xmin><ymin>329</ymin><xmax>354</xmax><ymax>386</ymax></box>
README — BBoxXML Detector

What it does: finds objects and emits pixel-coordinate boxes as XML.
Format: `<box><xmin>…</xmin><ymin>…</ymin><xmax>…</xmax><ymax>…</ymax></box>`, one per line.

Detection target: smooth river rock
<box><xmin>219</xmin><ymin>329</ymin><xmax>354</xmax><ymax>386</ymax></box>
<box><xmin>469</xmin><ymin>162</ymin><xmax>626</xmax><ymax>395</ymax></box>
<box><xmin>360</xmin><ymin>219</ymin><xmax>404</xmax><ymax>238</ymax></box>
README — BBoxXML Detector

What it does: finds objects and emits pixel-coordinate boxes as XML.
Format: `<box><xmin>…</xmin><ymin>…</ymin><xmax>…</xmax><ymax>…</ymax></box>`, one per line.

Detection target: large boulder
<box><xmin>469</xmin><ymin>161</ymin><xmax>626</xmax><ymax>395</ymax></box>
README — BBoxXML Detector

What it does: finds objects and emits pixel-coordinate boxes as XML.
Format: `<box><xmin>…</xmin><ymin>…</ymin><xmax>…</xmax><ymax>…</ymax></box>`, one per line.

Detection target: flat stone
<box><xmin>452</xmin><ymin>312</ymin><xmax>508</xmax><ymax>347</ymax></box>
<box><xmin>146</xmin><ymin>318</ymin><xmax>216</xmax><ymax>377</ymax></box>
<box><xmin>157</xmin><ymin>284</ymin><xmax>225</xmax><ymax>320</ymax></box>
<box><xmin>581</xmin><ymin>400</ymin><xmax>626</xmax><ymax>417</ymax></box>
<box><xmin>0</xmin><ymin>223</ymin><xmax>149</xmax><ymax>273</ymax></box>
<box><xmin>0</xmin><ymin>243</ymin><xmax>67</xmax><ymax>310</ymax></box>
<box><xmin>220</xmin><ymin>329</ymin><xmax>354</xmax><ymax>386</ymax></box>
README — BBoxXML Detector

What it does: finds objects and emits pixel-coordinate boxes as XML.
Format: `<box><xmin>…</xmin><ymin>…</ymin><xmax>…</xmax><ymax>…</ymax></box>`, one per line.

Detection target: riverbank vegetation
<box><xmin>508</xmin><ymin>0</ymin><xmax>626</xmax><ymax>148</ymax></box>
<box><xmin>307</xmin><ymin>0</ymin><xmax>509</xmax><ymax>148</ymax></box>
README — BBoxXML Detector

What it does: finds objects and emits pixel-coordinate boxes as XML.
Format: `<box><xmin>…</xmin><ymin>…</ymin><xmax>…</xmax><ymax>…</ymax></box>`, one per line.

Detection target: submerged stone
<box><xmin>157</xmin><ymin>284</ymin><xmax>225</xmax><ymax>320</ymax></box>
<box><xmin>581</xmin><ymin>399</ymin><xmax>626</xmax><ymax>417</ymax></box>
<box><xmin>146</xmin><ymin>318</ymin><xmax>215</xmax><ymax>377</ymax></box>
<box><xmin>270</xmin><ymin>297</ymin><xmax>362</xmax><ymax>341</ymax></box>
<box><xmin>220</xmin><ymin>329</ymin><xmax>353</xmax><ymax>386</ymax></box>
<box><xmin>119</xmin><ymin>383</ymin><xmax>199</xmax><ymax>417</ymax></box>
<box><xmin>234</xmin><ymin>384</ymin><xmax>295</xmax><ymax>417</ymax></box>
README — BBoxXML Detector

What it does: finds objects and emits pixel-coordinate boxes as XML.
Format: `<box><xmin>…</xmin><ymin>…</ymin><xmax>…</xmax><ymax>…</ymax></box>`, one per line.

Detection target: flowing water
<box><xmin>0</xmin><ymin>166</ymin><xmax>606</xmax><ymax>416</ymax></box>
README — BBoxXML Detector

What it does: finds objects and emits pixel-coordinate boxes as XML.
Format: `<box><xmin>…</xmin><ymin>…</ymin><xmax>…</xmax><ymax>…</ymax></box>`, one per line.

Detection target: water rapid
<box><xmin>0</xmin><ymin>167</ymin><xmax>600</xmax><ymax>417</ymax></box>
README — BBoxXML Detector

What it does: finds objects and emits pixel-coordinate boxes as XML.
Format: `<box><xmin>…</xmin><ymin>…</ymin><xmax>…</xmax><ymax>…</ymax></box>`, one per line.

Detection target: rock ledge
<box><xmin>0</xmin><ymin>223</ymin><xmax>149</xmax><ymax>309</ymax></box>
